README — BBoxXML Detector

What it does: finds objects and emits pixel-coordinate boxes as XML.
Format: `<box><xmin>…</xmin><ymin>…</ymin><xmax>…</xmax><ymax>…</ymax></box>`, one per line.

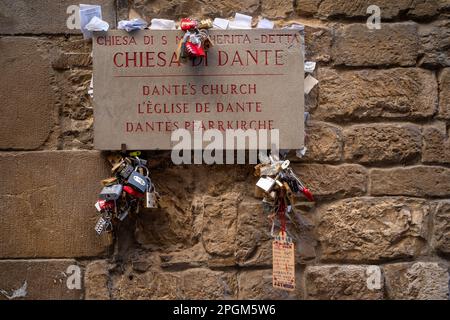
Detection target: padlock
<box><xmin>145</xmin><ymin>190</ymin><xmax>157</xmax><ymax>209</ymax></box>
<box><xmin>123</xmin><ymin>185</ymin><xmax>145</xmax><ymax>198</ymax></box>
<box><xmin>101</xmin><ymin>176</ymin><xmax>118</xmax><ymax>186</ymax></box>
<box><xmin>179</xmin><ymin>32</ymin><xmax>190</xmax><ymax>60</ymax></box>
<box><xmin>198</xmin><ymin>29</ymin><xmax>213</xmax><ymax>50</ymax></box>
<box><xmin>94</xmin><ymin>216</ymin><xmax>108</xmax><ymax>235</ymax></box>
<box><xmin>145</xmin><ymin>181</ymin><xmax>158</xmax><ymax>209</ymax></box>
<box><xmin>98</xmin><ymin>184</ymin><xmax>123</xmax><ymax>201</ymax></box>
<box><xmin>111</xmin><ymin>159</ymin><xmax>126</xmax><ymax>174</ymax></box>
<box><xmin>94</xmin><ymin>199</ymin><xmax>115</xmax><ymax>212</ymax></box>
<box><xmin>118</xmin><ymin>163</ymin><xmax>134</xmax><ymax>179</ymax></box>
<box><xmin>180</xmin><ymin>18</ymin><xmax>198</xmax><ymax>31</ymax></box>
<box><xmin>198</xmin><ymin>19</ymin><xmax>213</xmax><ymax>29</ymax></box>
<box><xmin>106</xmin><ymin>153</ymin><xmax>123</xmax><ymax>167</ymax></box>
<box><xmin>256</xmin><ymin>176</ymin><xmax>276</xmax><ymax>192</ymax></box>
<box><xmin>185</xmin><ymin>41</ymin><xmax>205</xmax><ymax>57</ymax></box>
<box><xmin>126</xmin><ymin>171</ymin><xmax>148</xmax><ymax>194</ymax></box>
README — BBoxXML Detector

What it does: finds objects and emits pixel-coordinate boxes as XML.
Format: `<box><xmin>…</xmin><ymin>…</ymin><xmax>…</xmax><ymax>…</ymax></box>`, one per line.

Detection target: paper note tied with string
<box><xmin>272</xmin><ymin>233</ymin><xmax>295</xmax><ymax>291</ymax></box>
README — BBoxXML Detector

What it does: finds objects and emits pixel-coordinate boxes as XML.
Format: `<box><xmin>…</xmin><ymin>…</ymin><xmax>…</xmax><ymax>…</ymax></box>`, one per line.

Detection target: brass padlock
<box><xmin>101</xmin><ymin>177</ymin><xmax>118</xmax><ymax>186</ymax></box>
<box><xmin>198</xmin><ymin>19</ymin><xmax>213</xmax><ymax>29</ymax></box>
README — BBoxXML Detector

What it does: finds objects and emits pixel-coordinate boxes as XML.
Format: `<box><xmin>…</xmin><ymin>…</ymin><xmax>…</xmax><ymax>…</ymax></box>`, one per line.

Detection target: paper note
<box><xmin>229</xmin><ymin>13</ymin><xmax>252</xmax><ymax>29</ymax></box>
<box><xmin>150</xmin><ymin>19</ymin><xmax>176</xmax><ymax>30</ymax></box>
<box><xmin>304</xmin><ymin>75</ymin><xmax>319</xmax><ymax>94</ymax></box>
<box><xmin>213</xmin><ymin>18</ymin><xmax>229</xmax><ymax>30</ymax></box>
<box><xmin>257</xmin><ymin>18</ymin><xmax>274</xmax><ymax>29</ymax></box>
<box><xmin>118</xmin><ymin>18</ymin><xmax>147</xmax><ymax>32</ymax></box>
<box><xmin>85</xmin><ymin>16</ymin><xmax>109</xmax><ymax>31</ymax></box>
<box><xmin>305</xmin><ymin>61</ymin><xmax>316</xmax><ymax>73</ymax></box>
<box><xmin>273</xmin><ymin>233</ymin><xmax>295</xmax><ymax>291</ymax></box>
<box><xmin>79</xmin><ymin>4</ymin><xmax>102</xmax><ymax>39</ymax></box>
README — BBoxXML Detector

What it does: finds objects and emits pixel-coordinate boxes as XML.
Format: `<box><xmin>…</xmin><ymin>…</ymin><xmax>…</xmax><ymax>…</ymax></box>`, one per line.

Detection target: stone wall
<box><xmin>0</xmin><ymin>0</ymin><xmax>449</xmax><ymax>300</ymax></box>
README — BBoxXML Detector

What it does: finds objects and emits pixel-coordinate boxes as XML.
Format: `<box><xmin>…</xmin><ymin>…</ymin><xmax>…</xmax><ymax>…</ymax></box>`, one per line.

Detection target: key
<box><xmin>117</xmin><ymin>208</ymin><xmax>129</xmax><ymax>221</ymax></box>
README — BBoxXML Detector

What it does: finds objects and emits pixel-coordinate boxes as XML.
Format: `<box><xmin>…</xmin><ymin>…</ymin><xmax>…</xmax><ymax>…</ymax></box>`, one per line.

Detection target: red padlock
<box><xmin>180</xmin><ymin>18</ymin><xmax>198</xmax><ymax>31</ymax></box>
<box><xmin>185</xmin><ymin>41</ymin><xmax>205</xmax><ymax>57</ymax></box>
<box><xmin>123</xmin><ymin>185</ymin><xmax>145</xmax><ymax>198</ymax></box>
<box><xmin>94</xmin><ymin>199</ymin><xmax>115</xmax><ymax>212</ymax></box>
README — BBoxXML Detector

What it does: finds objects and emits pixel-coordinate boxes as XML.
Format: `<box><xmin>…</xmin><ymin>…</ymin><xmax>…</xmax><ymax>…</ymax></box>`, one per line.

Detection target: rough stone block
<box><xmin>0</xmin><ymin>0</ymin><xmax>116</xmax><ymax>34</ymax></box>
<box><xmin>317</xmin><ymin>197</ymin><xmax>430</xmax><ymax>262</ymax></box>
<box><xmin>419</xmin><ymin>19</ymin><xmax>450</xmax><ymax>67</ymax></box>
<box><xmin>333</xmin><ymin>23</ymin><xmax>419</xmax><ymax>67</ymax></box>
<box><xmin>305</xmin><ymin>265</ymin><xmax>384</xmax><ymax>300</ymax></box>
<box><xmin>238</xmin><ymin>269</ymin><xmax>301</xmax><ymax>299</ymax></box>
<box><xmin>438</xmin><ymin>68</ymin><xmax>450</xmax><ymax>118</ymax></box>
<box><xmin>0</xmin><ymin>151</ymin><xmax>111</xmax><ymax>258</ymax></box>
<box><xmin>370</xmin><ymin>166</ymin><xmax>450</xmax><ymax>197</ymax></box>
<box><xmin>315</xmin><ymin>67</ymin><xmax>437</xmax><ymax>122</ymax></box>
<box><xmin>112</xmin><ymin>267</ymin><xmax>237</xmax><ymax>299</ymax></box>
<box><xmin>344</xmin><ymin>124</ymin><xmax>421</xmax><ymax>164</ymax></box>
<box><xmin>0</xmin><ymin>37</ymin><xmax>56</xmax><ymax>150</ymax></box>
<box><xmin>129</xmin><ymin>0</ymin><xmax>259</xmax><ymax>21</ymax></box>
<box><xmin>84</xmin><ymin>260</ymin><xmax>110</xmax><ymax>300</ymax></box>
<box><xmin>261</xmin><ymin>0</ymin><xmax>293</xmax><ymax>19</ymax></box>
<box><xmin>291</xmin><ymin>164</ymin><xmax>367</xmax><ymax>200</ymax></box>
<box><xmin>422</xmin><ymin>122</ymin><xmax>450</xmax><ymax>164</ymax></box>
<box><xmin>432</xmin><ymin>201</ymin><xmax>450</xmax><ymax>255</ymax></box>
<box><xmin>384</xmin><ymin>262</ymin><xmax>449</xmax><ymax>299</ymax></box>
<box><xmin>0</xmin><ymin>259</ymin><xmax>82</xmax><ymax>300</ymax></box>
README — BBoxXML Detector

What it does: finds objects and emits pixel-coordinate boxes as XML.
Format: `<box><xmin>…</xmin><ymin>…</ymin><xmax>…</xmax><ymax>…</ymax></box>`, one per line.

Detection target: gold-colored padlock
<box><xmin>198</xmin><ymin>19</ymin><xmax>213</xmax><ymax>29</ymax></box>
<box><xmin>106</xmin><ymin>153</ymin><xmax>123</xmax><ymax>167</ymax></box>
<box><xmin>101</xmin><ymin>177</ymin><xmax>118</xmax><ymax>186</ymax></box>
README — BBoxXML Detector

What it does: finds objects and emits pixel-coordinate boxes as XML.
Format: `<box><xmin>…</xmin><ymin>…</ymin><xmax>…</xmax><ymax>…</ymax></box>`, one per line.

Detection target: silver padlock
<box><xmin>95</xmin><ymin>216</ymin><xmax>107</xmax><ymax>235</ymax></box>
<box><xmin>145</xmin><ymin>179</ymin><xmax>158</xmax><ymax>209</ymax></box>
<box><xmin>99</xmin><ymin>184</ymin><xmax>123</xmax><ymax>201</ymax></box>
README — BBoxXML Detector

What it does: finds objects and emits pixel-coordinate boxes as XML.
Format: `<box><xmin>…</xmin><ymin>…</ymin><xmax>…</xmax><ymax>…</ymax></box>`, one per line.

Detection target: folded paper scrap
<box><xmin>85</xmin><ymin>16</ymin><xmax>109</xmax><ymax>31</ymax></box>
<box><xmin>229</xmin><ymin>13</ymin><xmax>252</xmax><ymax>29</ymax></box>
<box><xmin>150</xmin><ymin>18</ymin><xmax>176</xmax><ymax>30</ymax></box>
<box><xmin>304</xmin><ymin>74</ymin><xmax>319</xmax><ymax>94</ymax></box>
<box><xmin>118</xmin><ymin>18</ymin><xmax>148</xmax><ymax>32</ymax></box>
<box><xmin>79</xmin><ymin>4</ymin><xmax>102</xmax><ymax>39</ymax></box>
<box><xmin>257</xmin><ymin>18</ymin><xmax>274</xmax><ymax>29</ymax></box>
<box><xmin>212</xmin><ymin>18</ymin><xmax>229</xmax><ymax>30</ymax></box>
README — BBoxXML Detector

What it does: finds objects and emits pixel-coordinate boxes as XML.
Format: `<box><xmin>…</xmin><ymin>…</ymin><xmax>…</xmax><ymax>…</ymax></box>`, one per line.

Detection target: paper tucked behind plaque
<box><xmin>79</xmin><ymin>4</ymin><xmax>102</xmax><ymax>39</ymax></box>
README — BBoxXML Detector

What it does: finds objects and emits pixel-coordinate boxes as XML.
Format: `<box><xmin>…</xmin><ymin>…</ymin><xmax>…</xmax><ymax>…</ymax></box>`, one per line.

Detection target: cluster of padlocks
<box><xmin>176</xmin><ymin>18</ymin><xmax>213</xmax><ymax>61</ymax></box>
<box><xmin>94</xmin><ymin>153</ymin><xmax>159</xmax><ymax>235</ymax></box>
<box><xmin>255</xmin><ymin>155</ymin><xmax>314</xmax><ymax>237</ymax></box>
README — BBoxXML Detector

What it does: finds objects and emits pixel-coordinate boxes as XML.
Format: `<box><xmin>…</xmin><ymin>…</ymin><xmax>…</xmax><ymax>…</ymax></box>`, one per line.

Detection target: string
<box><xmin>277</xmin><ymin>188</ymin><xmax>287</xmax><ymax>236</ymax></box>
